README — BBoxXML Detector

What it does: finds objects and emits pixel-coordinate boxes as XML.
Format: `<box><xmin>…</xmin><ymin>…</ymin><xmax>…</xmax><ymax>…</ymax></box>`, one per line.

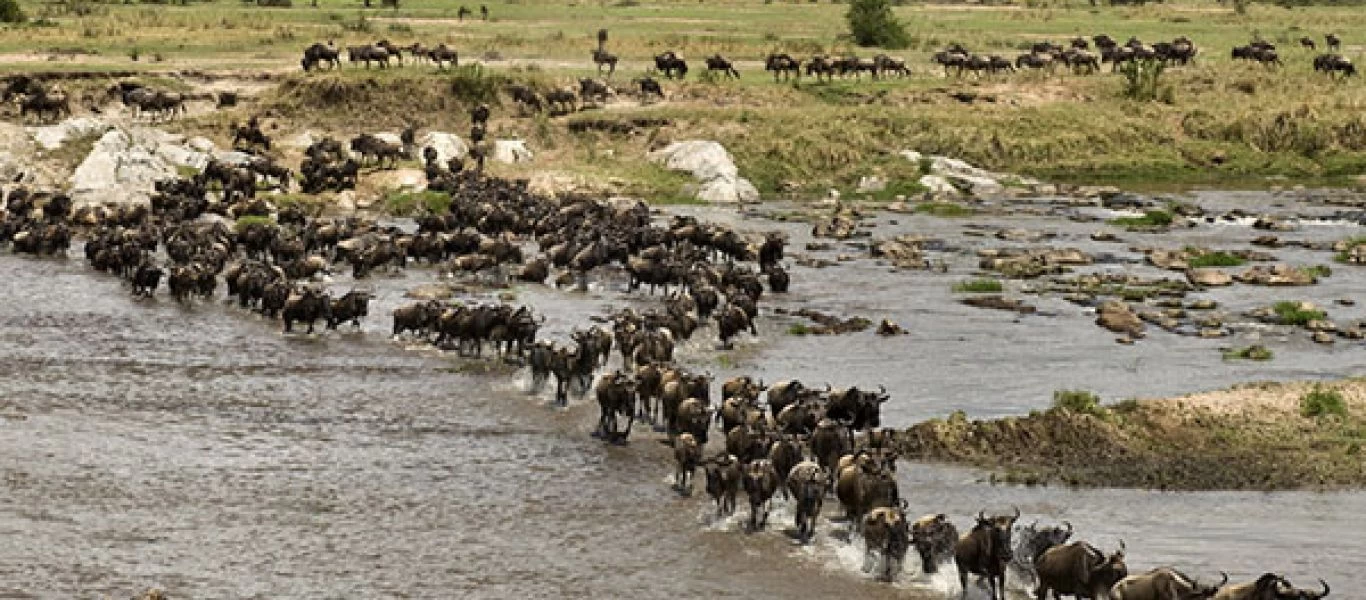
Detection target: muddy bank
<box><xmin>896</xmin><ymin>379</ymin><xmax>1366</xmax><ymax>491</ymax></box>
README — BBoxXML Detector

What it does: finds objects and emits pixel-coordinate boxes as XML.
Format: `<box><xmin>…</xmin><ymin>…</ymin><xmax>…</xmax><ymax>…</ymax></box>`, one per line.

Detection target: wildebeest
<box><xmin>1299</xmin><ymin>37</ymin><xmax>1317</xmax><ymax>51</ymax></box>
<box><xmin>633</xmin><ymin>76</ymin><xmax>664</xmax><ymax>102</ymax></box>
<box><xmin>862</xmin><ymin>504</ymin><xmax>911</xmax><ymax>582</ymax></box>
<box><xmin>703</xmin><ymin>453</ymin><xmax>742</xmax><ymax>517</ymax></box>
<box><xmin>282</xmin><ymin>286</ymin><xmax>331</xmax><ymax>334</ymax></box>
<box><xmin>741</xmin><ymin>459</ymin><xmax>780</xmax><ymax>532</ymax></box>
<box><xmin>594</xmin><ymin>370</ymin><xmax>636</xmax><ymax>443</ymax></box>
<box><xmin>955</xmin><ymin>507</ymin><xmax>1021</xmax><ymax>600</ymax></box>
<box><xmin>16</xmin><ymin>90</ymin><xmax>70</xmax><ymax>123</ymax></box>
<box><xmin>1313</xmin><ymin>54</ymin><xmax>1355</xmax><ymax>78</ymax></box>
<box><xmin>705</xmin><ymin>54</ymin><xmax>740</xmax><ymax>79</ymax></box>
<box><xmin>1035</xmin><ymin>540</ymin><xmax>1129</xmax><ymax>600</ymax></box>
<box><xmin>1111</xmin><ymin>568</ymin><xmax>1228</xmax><ymax>600</ymax></box>
<box><xmin>765</xmin><ymin>53</ymin><xmax>801</xmax><ymax>82</ymax></box>
<box><xmin>654</xmin><ymin>51</ymin><xmax>688</xmax><ymax>79</ymax></box>
<box><xmin>591</xmin><ymin>48</ymin><xmax>618</xmax><ymax>78</ymax></box>
<box><xmin>327</xmin><ymin>290</ymin><xmax>371</xmax><ymax>329</ymax></box>
<box><xmin>1212</xmin><ymin>574</ymin><xmax>1328</xmax><ymax>600</ymax></box>
<box><xmin>1011</xmin><ymin>520</ymin><xmax>1074</xmax><ymax>586</ymax></box>
<box><xmin>428</xmin><ymin>44</ymin><xmax>459</xmax><ymax>69</ymax></box>
<box><xmin>301</xmin><ymin>42</ymin><xmax>341</xmax><ymax>71</ymax></box>
<box><xmin>544</xmin><ymin>88</ymin><xmax>577</xmax><ymax>113</ymax></box>
<box><xmin>578</xmin><ymin>78</ymin><xmax>612</xmax><ymax>105</ymax></box>
<box><xmin>786</xmin><ymin>460</ymin><xmax>827</xmax><ymax>543</ymax></box>
<box><xmin>911</xmin><ymin>513</ymin><xmax>959</xmax><ymax>575</ymax></box>
<box><xmin>672</xmin><ymin>432</ymin><xmax>701</xmax><ymax>493</ymax></box>
<box><xmin>1325</xmin><ymin>33</ymin><xmax>1340</xmax><ymax>53</ymax></box>
<box><xmin>347</xmin><ymin>45</ymin><xmax>391</xmax><ymax>68</ymax></box>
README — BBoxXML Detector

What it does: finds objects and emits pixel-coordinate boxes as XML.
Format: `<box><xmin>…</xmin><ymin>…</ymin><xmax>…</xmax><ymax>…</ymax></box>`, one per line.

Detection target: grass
<box><xmin>383</xmin><ymin>190</ymin><xmax>451</xmax><ymax>215</ymax></box>
<box><xmin>5</xmin><ymin>0</ymin><xmax>1366</xmax><ymax>196</ymax></box>
<box><xmin>1300</xmin><ymin>264</ymin><xmax>1333</xmax><ymax>279</ymax></box>
<box><xmin>1300</xmin><ymin>384</ymin><xmax>1348</xmax><ymax>419</ymax></box>
<box><xmin>1335</xmin><ymin>237</ymin><xmax>1366</xmax><ymax>263</ymax></box>
<box><xmin>1186</xmin><ymin>250</ymin><xmax>1246</xmax><ymax>268</ymax></box>
<box><xmin>787</xmin><ymin>323</ymin><xmax>812</xmax><ymax>336</ymax></box>
<box><xmin>233</xmin><ymin>215</ymin><xmax>275</xmax><ymax>233</ymax></box>
<box><xmin>1052</xmin><ymin>389</ymin><xmax>1107</xmax><ymax>419</ymax></box>
<box><xmin>1223</xmin><ymin>345</ymin><xmax>1274</xmax><ymax>361</ymax></box>
<box><xmin>952</xmin><ymin>278</ymin><xmax>1004</xmax><ymax>293</ymax></box>
<box><xmin>1272</xmin><ymin>300</ymin><xmax>1327</xmax><ymax>326</ymax></box>
<box><xmin>1110</xmin><ymin>209</ymin><xmax>1175</xmax><ymax>230</ymax></box>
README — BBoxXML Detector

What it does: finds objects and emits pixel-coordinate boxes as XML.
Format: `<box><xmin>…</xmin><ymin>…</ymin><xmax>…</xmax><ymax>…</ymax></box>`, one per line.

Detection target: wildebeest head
<box><xmin>976</xmin><ymin>506</ymin><xmax>1020</xmax><ymax>562</ymax></box>
<box><xmin>1277</xmin><ymin>578</ymin><xmax>1330</xmax><ymax>600</ymax></box>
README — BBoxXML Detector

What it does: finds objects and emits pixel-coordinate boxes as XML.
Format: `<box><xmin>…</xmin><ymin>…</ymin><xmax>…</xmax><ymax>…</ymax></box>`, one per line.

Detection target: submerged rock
<box><xmin>1096</xmin><ymin>300</ymin><xmax>1145</xmax><ymax>338</ymax></box>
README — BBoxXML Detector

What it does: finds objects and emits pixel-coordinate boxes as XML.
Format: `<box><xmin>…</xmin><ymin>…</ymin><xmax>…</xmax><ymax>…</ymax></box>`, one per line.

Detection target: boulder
<box><xmin>961</xmin><ymin>295</ymin><xmax>1036</xmax><ymax>314</ymax></box>
<box><xmin>1234</xmin><ymin>264</ymin><xmax>1316</xmax><ymax>286</ymax></box>
<box><xmin>375</xmin><ymin>132</ymin><xmax>405</xmax><ymax>146</ymax></box>
<box><xmin>1313</xmin><ymin>331</ymin><xmax>1335</xmax><ymax>344</ymax></box>
<box><xmin>1096</xmin><ymin>300</ymin><xmax>1145</xmax><ymax>337</ymax></box>
<box><xmin>857</xmin><ymin>175</ymin><xmax>887</xmax><ymax>193</ymax></box>
<box><xmin>69</xmin><ymin>128</ymin><xmax>179</xmax><ymax>206</ymax></box>
<box><xmin>918</xmin><ymin>174</ymin><xmax>958</xmax><ymax>195</ymax></box>
<box><xmin>419</xmin><ymin>132</ymin><xmax>469</xmax><ymax>165</ymax></box>
<box><xmin>213</xmin><ymin>150</ymin><xmax>257</xmax><ymax>166</ymax></box>
<box><xmin>1186</xmin><ymin>268</ymin><xmax>1233</xmax><ymax>287</ymax></box>
<box><xmin>492</xmin><ymin>139</ymin><xmax>533</xmax><ymax>164</ymax></box>
<box><xmin>649</xmin><ymin>140</ymin><xmax>760</xmax><ymax>204</ymax></box>
<box><xmin>187</xmin><ymin>136</ymin><xmax>217</xmax><ymax>154</ymax></box>
<box><xmin>876</xmin><ymin>319</ymin><xmax>908</xmax><ymax>336</ymax></box>
<box><xmin>1147</xmin><ymin>249</ymin><xmax>1188</xmax><ymax>271</ymax></box>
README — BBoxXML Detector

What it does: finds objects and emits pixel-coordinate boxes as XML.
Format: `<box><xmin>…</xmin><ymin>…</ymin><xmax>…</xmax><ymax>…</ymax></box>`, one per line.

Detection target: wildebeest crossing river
<box><xmin>1</xmin><ymin>190</ymin><xmax>1364</xmax><ymax>597</ymax></box>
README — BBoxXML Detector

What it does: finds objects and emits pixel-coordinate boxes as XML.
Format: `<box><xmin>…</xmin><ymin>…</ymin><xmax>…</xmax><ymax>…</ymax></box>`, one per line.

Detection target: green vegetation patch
<box><xmin>1223</xmin><ymin>345</ymin><xmax>1274</xmax><ymax>361</ymax></box>
<box><xmin>233</xmin><ymin>215</ymin><xmax>276</xmax><ymax>233</ymax></box>
<box><xmin>1187</xmin><ymin>250</ymin><xmax>1245</xmax><ymax>268</ymax></box>
<box><xmin>914</xmin><ymin>202</ymin><xmax>975</xmax><ymax>217</ymax></box>
<box><xmin>1301</xmin><ymin>385</ymin><xmax>1348</xmax><ymax>419</ymax></box>
<box><xmin>952</xmin><ymin>278</ymin><xmax>1004</xmax><ymax>293</ymax></box>
<box><xmin>383</xmin><ymin>190</ymin><xmax>451</xmax><ymax>216</ymax></box>
<box><xmin>1109</xmin><ymin>209</ymin><xmax>1174</xmax><ymax>230</ymax></box>
<box><xmin>1053</xmin><ymin>389</ymin><xmax>1106</xmax><ymax>419</ymax></box>
<box><xmin>1272</xmin><ymin>301</ymin><xmax>1327</xmax><ymax>326</ymax></box>
<box><xmin>1334</xmin><ymin>237</ymin><xmax>1366</xmax><ymax>263</ymax></box>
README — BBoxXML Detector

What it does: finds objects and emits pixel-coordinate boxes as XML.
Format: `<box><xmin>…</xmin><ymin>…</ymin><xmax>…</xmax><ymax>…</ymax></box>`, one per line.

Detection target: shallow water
<box><xmin>1</xmin><ymin>189</ymin><xmax>1363</xmax><ymax>597</ymax></box>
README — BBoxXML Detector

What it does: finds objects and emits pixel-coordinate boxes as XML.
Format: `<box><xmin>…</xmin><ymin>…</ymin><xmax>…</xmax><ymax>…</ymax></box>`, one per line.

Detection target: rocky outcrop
<box><xmin>493</xmin><ymin>139</ymin><xmax>533</xmax><ymax>164</ymax></box>
<box><xmin>28</xmin><ymin>117</ymin><xmax>110</xmax><ymax>151</ymax></box>
<box><xmin>1096</xmin><ymin>300</ymin><xmax>1145</xmax><ymax>338</ymax></box>
<box><xmin>1233</xmin><ymin>264</ymin><xmax>1317</xmax><ymax>286</ymax></box>
<box><xmin>1186</xmin><ymin>268</ymin><xmax>1233</xmax><ymax>287</ymax></box>
<box><xmin>649</xmin><ymin>140</ymin><xmax>759</xmax><ymax>204</ymax></box>
<box><xmin>870</xmin><ymin>235</ymin><xmax>931</xmax><ymax>269</ymax></box>
<box><xmin>420</xmin><ymin>132</ymin><xmax>469</xmax><ymax>165</ymax></box>
<box><xmin>901</xmin><ymin>150</ymin><xmax>1038</xmax><ymax>197</ymax></box>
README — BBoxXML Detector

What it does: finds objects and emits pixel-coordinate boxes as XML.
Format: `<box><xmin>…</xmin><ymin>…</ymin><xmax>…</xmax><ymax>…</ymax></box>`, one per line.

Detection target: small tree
<box><xmin>0</xmin><ymin>0</ymin><xmax>27</xmax><ymax>24</ymax></box>
<box><xmin>846</xmin><ymin>0</ymin><xmax>909</xmax><ymax>50</ymax></box>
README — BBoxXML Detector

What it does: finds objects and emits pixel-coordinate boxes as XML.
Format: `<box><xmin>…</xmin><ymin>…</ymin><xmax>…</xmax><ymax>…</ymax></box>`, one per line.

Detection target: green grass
<box><xmin>1187</xmin><ymin>250</ymin><xmax>1246</xmax><ymax>268</ymax></box>
<box><xmin>1224</xmin><ymin>345</ymin><xmax>1274</xmax><ymax>361</ymax></box>
<box><xmin>914</xmin><ymin>202</ymin><xmax>976</xmax><ymax>217</ymax></box>
<box><xmin>952</xmin><ymin>278</ymin><xmax>1004</xmax><ymax>293</ymax></box>
<box><xmin>233</xmin><ymin>215</ymin><xmax>275</xmax><ymax>233</ymax></box>
<box><xmin>1052</xmin><ymin>389</ymin><xmax>1106</xmax><ymax>419</ymax></box>
<box><xmin>1300</xmin><ymin>384</ymin><xmax>1348</xmax><ymax>419</ymax></box>
<box><xmin>383</xmin><ymin>190</ymin><xmax>451</xmax><ymax>215</ymax></box>
<box><xmin>1110</xmin><ymin>209</ymin><xmax>1175</xmax><ymax>230</ymax></box>
<box><xmin>787</xmin><ymin>323</ymin><xmax>813</xmax><ymax>336</ymax></box>
<box><xmin>1272</xmin><ymin>301</ymin><xmax>1327</xmax><ymax>326</ymax></box>
<box><xmin>1301</xmin><ymin>265</ymin><xmax>1333</xmax><ymax>279</ymax></box>
<box><xmin>1335</xmin><ymin>237</ymin><xmax>1366</xmax><ymax>263</ymax></box>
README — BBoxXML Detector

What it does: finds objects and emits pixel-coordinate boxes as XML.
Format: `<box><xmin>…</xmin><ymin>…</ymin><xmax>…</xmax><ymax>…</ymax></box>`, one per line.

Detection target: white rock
<box><xmin>187</xmin><ymin>136</ymin><xmax>216</xmax><ymax>154</ymax></box>
<box><xmin>492</xmin><ymin>140</ymin><xmax>533</xmax><ymax>164</ymax></box>
<box><xmin>375</xmin><ymin>132</ymin><xmax>405</xmax><ymax>146</ymax></box>
<box><xmin>900</xmin><ymin>150</ymin><xmax>1026</xmax><ymax>197</ymax></box>
<box><xmin>918</xmin><ymin>174</ymin><xmax>958</xmax><ymax>194</ymax></box>
<box><xmin>857</xmin><ymin>175</ymin><xmax>887</xmax><ymax>193</ymax></box>
<box><xmin>156</xmin><ymin>144</ymin><xmax>210</xmax><ymax>170</ymax></box>
<box><xmin>213</xmin><ymin>151</ymin><xmax>256</xmax><ymax>166</ymax></box>
<box><xmin>419</xmin><ymin>132</ymin><xmax>469</xmax><ymax>164</ymax></box>
<box><xmin>285</xmin><ymin>131</ymin><xmax>318</xmax><ymax>150</ymax></box>
<box><xmin>648</xmin><ymin>140</ymin><xmax>761</xmax><ymax>204</ymax></box>
<box><xmin>69</xmin><ymin>128</ymin><xmax>178</xmax><ymax>206</ymax></box>
<box><xmin>946</xmin><ymin>173</ymin><xmax>1004</xmax><ymax>196</ymax></box>
<box><xmin>335</xmin><ymin>190</ymin><xmax>357</xmax><ymax>212</ymax></box>
<box><xmin>29</xmin><ymin>117</ymin><xmax>109</xmax><ymax>151</ymax></box>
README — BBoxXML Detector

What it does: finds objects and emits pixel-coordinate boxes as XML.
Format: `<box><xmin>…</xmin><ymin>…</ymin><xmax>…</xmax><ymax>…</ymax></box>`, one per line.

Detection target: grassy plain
<box><xmin>3</xmin><ymin>0</ymin><xmax>1365</xmax><ymax>194</ymax></box>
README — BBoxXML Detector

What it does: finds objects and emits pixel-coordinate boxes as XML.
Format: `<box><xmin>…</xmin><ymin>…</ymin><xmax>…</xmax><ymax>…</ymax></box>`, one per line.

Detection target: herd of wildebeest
<box><xmin>283</xmin><ymin>30</ymin><xmax>1357</xmax><ymax>117</ymax></box>
<box><xmin>0</xmin><ymin>88</ymin><xmax>1341</xmax><ymax>598</ymax></box>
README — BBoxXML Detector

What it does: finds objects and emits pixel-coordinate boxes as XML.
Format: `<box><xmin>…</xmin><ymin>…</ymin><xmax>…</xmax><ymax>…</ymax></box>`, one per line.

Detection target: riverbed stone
<box><xmin>1187</xmin><ymin>268</ymin><xmax>1233</xmax><ymax>287</ymax></box>
<box><xmin>492</xmin><ymin>139</ymin><xmax>533</xmax><ymax>164</ymax></box>
<box><xmin>649</xmin><ymin>140</ymin><xmax>759</xmax><ymax>204</ymax></box>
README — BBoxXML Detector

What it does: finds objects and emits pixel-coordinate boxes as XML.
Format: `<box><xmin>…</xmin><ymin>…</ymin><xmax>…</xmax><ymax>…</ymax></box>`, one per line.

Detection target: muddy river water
<box><xmin>1</xmin><ymin>189</ymin><xmax>1363</xmax><ymax>598</ymax></box>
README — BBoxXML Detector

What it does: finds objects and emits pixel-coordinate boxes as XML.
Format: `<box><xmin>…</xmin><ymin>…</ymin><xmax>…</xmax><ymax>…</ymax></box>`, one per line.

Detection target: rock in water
<box><xmin>648</xmin><ymin>140</ymin><xmax>759</xmax><ymax>204</ymax></box>
<box><xmin>1186</xmin><ymin>268</ymin><xmax>1233</xmax><ymax>287</ymax></box>
<box><xmin>1096</xmin><ymin>300</ymin><xmax>1145</xmax><ymax>338</ymax></box>
<box><xmin>69</xmin><ymin>128</ymin><xmax>180</xmax><ymax>207</ymax></box>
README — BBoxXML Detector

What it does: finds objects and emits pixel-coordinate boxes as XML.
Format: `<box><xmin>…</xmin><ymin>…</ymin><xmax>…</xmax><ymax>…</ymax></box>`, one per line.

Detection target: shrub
<box><xmin>1272</xmin><ymin>301</ymin><xmax>1326</xmax><ymax>326</ymax></box>
<box><xmin>787</xmin><ymin>323</ymin><xmax>813</xmax><ymax>336</ymax></box>
<box><xmin>384</xmin><ymin>190</ymin><xmax>452</xmax><ymax>216</ymax></box>
<box><xmin>0</xmin><ymin>0</ymin><xmax>26</xmax><ymax>23</ymax></box>
<box><xmin>1334</xmin><ymin>237</ymin><xmax>1366</xmax><ymax>263</ymax></box>
<box><xmin>1119</xmin><ymin>58</ymin><xmax>1167</xmax><ymax>102</ymax></box>
<box><xmin>846</xmin><ymin>0</ymin><xmax>909</xmax><ymax>49</ymax></box>
<box><xmin>1053</xmin><ymin>389</ymin><xmax>1106</xmax><ymax>418</ymax></box>
<box><xmin>1300</xmin><ymin>265</ymin><xmax>1332</xmax><ymax>279</ymax></box>
<box><xmin>1299</xmin><ymin>385</ymin><xmax>1347</xmax><ymax>419</ymax></box>
<box><xmin>1223</xmin><ymin>345</ymin><xmax>1273</xmax><ymax>361</ymax></box>
<box><xmin>952</xmin><ymin>278</ymin><xmax>1004</xmax><ymax>293</ymax></box>
<box><xmin>914</xmin><ymin>202</ymin><xmax>975</xmax><ymax>217</ymax></box>
<box><xmin>1187</xmin><ymin>250</ymin><xmax>1245</xmax><ymax>268</ymax></box>
<box><xmin>233</xmin><ymin>215</ymin><xmax>276</xmax><ymax>233</ymax></box>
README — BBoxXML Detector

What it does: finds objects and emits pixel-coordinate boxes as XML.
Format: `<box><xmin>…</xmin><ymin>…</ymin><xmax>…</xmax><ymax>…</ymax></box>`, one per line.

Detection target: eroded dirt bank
<box><xmin>896</xmin><ymin>379</ymin><xmax>1366</xmax><ymax>490</ymax></box>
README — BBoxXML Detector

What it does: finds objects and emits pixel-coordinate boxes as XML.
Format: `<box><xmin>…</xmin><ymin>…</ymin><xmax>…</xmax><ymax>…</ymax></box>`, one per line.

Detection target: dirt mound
<box><xmin>897</xmin><ymin>379</ymin><xmax>1366</xmax><ymax>490</ymax></box>
<box><xmin>262</xmin><ymin>68</ymin><xmax>507</xmax><ymax>131</ymax></box>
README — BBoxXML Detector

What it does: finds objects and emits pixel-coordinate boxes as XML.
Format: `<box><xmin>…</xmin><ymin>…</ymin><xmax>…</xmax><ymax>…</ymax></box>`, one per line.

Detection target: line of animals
<box><xmin>300</xmin><ymin>39</ymin><xmax>461</xmax><ymax>71</ymax></box>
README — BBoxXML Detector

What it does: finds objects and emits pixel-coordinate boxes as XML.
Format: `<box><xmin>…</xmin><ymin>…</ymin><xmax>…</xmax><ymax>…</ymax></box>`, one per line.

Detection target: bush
<box><xmin>1119</xmin><ymin>58</ymin><xmax>1167</xmax><ymax>102</ymax></box>
<box><xmin>0</xmin><ymin>0</ymin><xmax>26</xmax><ymax>23</ymax></box>
<box><xmin>1300</xmin><ymin>385</ymin><xmax>1347</xmax><ymax>419</ymax></box>
<box><xmin>233</xmin><ymin>215</ymin><xmax>276</xmax><ymax>233</ymax></box>
<box><xmin>1187</xmin><ymin>250</ymin><xmax>1245</xmax><ymax>268</ymax></box>
<box><xmin>846</xmin><ymin>0</ymin><xmax>909</xmax><ymax>49</ymax></box>
<box><xmin>383</xmin><ymin>190</ymin><xmax>452</xmax><ymax>216</ymax></box>
<box><xmin>1053</xmin><ymin>389</ymin><xmax>1106</xmax><ymax>418</ymax></box>
<box><xmin>1272</xmin><ymin>301</ymin><xmax>1326</xmax><ymax>326</ymax></box>
<box><xmin>952</xmin><ymin>278</ymin><xmax>1004</xmax><ymax>293</ymax></box>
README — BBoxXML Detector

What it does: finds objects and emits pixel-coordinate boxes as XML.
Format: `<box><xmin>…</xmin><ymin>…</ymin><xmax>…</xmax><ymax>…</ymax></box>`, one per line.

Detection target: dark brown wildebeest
<box><xmin>578</xmin><ymin>78</ymin><xmax>611</xmax><ymax>105</ymax></box>
<box><xmin>862</xmin><ymin>504</ymin><xmax>911</xmax><ymax>582</ymax></box>
<box><xmin>654</xmin><ymin>51</ymin><xmax>689</xmax><ymax>79</ymax></box>
<box><xmin>955</xmin><ymin>507</ymin><xmax>1020</xmax><ymax>600</ymax></box>
<box><xmin>1212</xmin><ymin>574</ymin><xmax>1328</xmax><ymax>600</ymax></box>
<box><xmin>705</xmin><ymin>54</ymin><xmax>740</xmax><ymax>79</ymax></box>
<box><xmin>428</xmin><ymin>44</ymin><xmax>458</xmax><ymax>69</ymax></box>
<box><xmin>1299</xmin><ymin>37</ymin><xmax>1317</xmax><ymax>51</ymax></box>
<box><xmin>1325</xmin><ymin>33</ymin><xmax>1340</xmax><ymax>53</ymax></box>
<box><xmin>347</xmin><ymin>45</ymin><xmax>391</xmax><ymax>68</ymax></box>
<box><xmin>1314</xmin><ymin>54</ymin><xmax>1356</xmax><ymax>78</ymax></box>
<box><xmin>786</xmin><ymin>460</ymin><xmax>827</xmax><ymax>543</ymax></box>
<box><xmin>741</xmin><ymin>458</ymin><xmax>780</xmax><ymax>532</ymax></box>
<box><xmin>301</xmin><ymin>42</ymin><xmax>341</xmax><ymax>71</ymax></box>
<box><xmin>591</xmin><ymin>48</ymin><xmax>618</xmax><ymax>78</ymax></box>
<box><xmin>1111</xmin><ymin>568</ymin><xmax>1227</xmax><ymax>600</ymax></box>
<box><xmin>17</xmin><ymin>90</ymin><xmax>70</xmax><ymax>123</ymax></box>
<box><xmin>703</xmin><ymin>453</ymin><xmax>742</xmax><ymax>517</ymax></box>
<box><xmin>765</xmin><ymin>52</ymin><xmax>802</xmax><ymax>82</ymax></box>
<box><xmin>911</xmin><ymin>513</ymin><xmax>959</xmax><ymax>575</ymax></box>
<box><xmin>1034</xmin><ymin>540</ymin><xmax>1129</xmax><ymax>600</ymax></box>
<box><xmin>672</xmin><ymin>432</ymin><xmax>701</xmax><ymax>493</ymax></box>
<box><xmin>633</xmin><ymin>76</ymin><xmax>664</xmax><ymax>102</ymax></box>
<box><xmin>594</xmin><ymin>370</ymin><xmax>636</xmax><ymax>443</ymax></box>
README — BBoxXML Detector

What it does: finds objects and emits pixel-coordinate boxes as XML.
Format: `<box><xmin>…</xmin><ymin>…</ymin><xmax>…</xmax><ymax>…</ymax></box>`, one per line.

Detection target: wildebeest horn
<box><xmin>1316</xmin><ymin>579</ymin><xmax>1330</xmax><ymax>598</ymax></box>
<box><xmin>899</xmin><ymin>498</ymin><xmax>908</xmax><ymax>510</ymax></box>
<box><xmin>1214</xmin><ymin>572</ymin><xmax>1228</xmax><ymax>588</ymax></box>
<box><xmin>1011</xmin><ymin>505</ymin><xmax>1021</xmax><ymax>520</ymax></box>
<box><xmin>977</xmin><ymin>510</ymin><xmax>986</xmax><ymax>522</ymax></box>
<box><xmin>1117</xmin><ymin>539</ymin><xmax>1126</xmax><ymax>552</ymax></box>
<box><xmin>1063</xmin><ymin>520</ymin><xmax>1072</xmax><ymax>533</ymax></box>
